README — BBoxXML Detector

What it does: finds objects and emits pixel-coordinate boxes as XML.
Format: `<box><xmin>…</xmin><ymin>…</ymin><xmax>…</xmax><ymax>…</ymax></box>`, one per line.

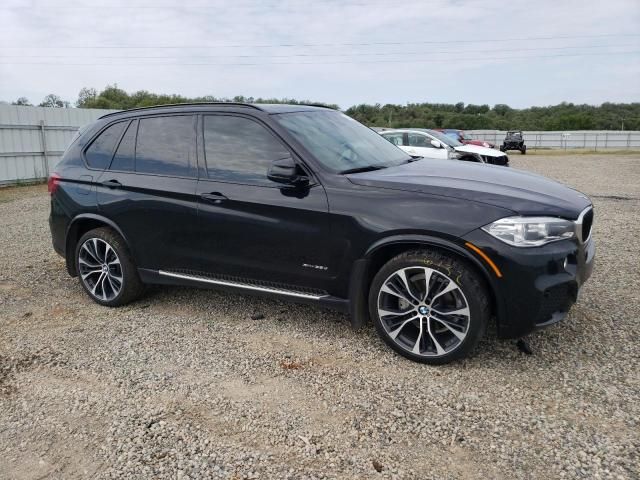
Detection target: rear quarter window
<box><xmin>84</xmin><ymin>122</ymin><xmax>127</xmax><ymax>169</ymax></box>
<box><xmin>110</xmin><ymin>120</ymin><xmax>138</xmax><ymax>172</ymax></box>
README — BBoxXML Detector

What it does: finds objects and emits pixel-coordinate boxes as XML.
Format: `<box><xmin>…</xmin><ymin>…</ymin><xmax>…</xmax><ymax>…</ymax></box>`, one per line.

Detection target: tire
<box><xmin>75</xmin><ymin>227</ymin><xmax>144</xmax><ymax>307</ymax></box>
<box><xmin>499</xmin><ymin>145</ymin><xmax>505</xmax><ymax>152</ymax></box>
<box><xmin>521</xmin><ymin>145</ymin><xmax>527</xmax><ymax>154</ymax></box>
<box><xmin>368</xmin><ymin>250</ymin><xmax>490</xmax><ymax>364</ymax></box>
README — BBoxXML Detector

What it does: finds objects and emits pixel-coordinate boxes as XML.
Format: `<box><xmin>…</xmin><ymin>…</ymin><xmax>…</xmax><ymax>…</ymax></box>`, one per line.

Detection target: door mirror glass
<box><xmin>430</xmin><ymin>139</ymin><xmax>442</xmax><ymax>148</ymax></box>
<box><xmin>267</xmin><ymin>154</ymin><xmax>308</xmax><ymax>185</ymax></box>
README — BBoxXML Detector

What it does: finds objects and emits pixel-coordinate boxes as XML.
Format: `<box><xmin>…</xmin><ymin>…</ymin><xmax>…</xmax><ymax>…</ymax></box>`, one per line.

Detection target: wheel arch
<box><xmin>349</xmin><ymin>234</ymin><xmax>501</xmax><ymax>329</ymax></box>
<box><xmin>64</xmin><ymin>214</ymin><xmax>131</xmax><ymax>277</ymax></box>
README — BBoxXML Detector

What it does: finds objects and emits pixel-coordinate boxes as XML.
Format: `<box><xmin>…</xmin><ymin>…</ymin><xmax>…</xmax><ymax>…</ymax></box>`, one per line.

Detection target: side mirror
<box><xmin>430</xmin><ymin>139</ymin><xmax>442</xmax><ymax>148</ymax></box>
<box><xmin>267</xmin><ymin>154</ymin><xmax>309</xmax><ymax>186</ymax></box>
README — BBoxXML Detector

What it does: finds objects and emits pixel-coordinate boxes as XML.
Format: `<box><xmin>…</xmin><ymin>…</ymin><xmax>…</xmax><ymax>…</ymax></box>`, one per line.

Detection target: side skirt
<box><xmin>138</xmin><ymin>268</ymin><xmax>350</xmax><ymax>313</ymax></box>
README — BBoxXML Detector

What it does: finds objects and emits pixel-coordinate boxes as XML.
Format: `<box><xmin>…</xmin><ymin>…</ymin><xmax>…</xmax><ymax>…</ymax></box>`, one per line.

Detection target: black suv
<box><xmin>49</xmin><ymin>103</ymin><xmax>594</xmax><ymax>364</ymax></box>
<box><xmin>501</xmin><ymin>130</ymin><xmax>527</xmax><ymax>154</ymax></box>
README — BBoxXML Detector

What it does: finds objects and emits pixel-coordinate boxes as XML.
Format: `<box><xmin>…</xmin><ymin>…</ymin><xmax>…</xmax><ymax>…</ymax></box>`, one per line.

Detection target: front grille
<box><xmin>483</xmin><ymin>155</ymin><xmax>509</xmax><ymax>166</ymax></box>
<box><xmin>581</xmin><ymin>208</ymin><xmax>593</xmax><ymax>242</ymax></box>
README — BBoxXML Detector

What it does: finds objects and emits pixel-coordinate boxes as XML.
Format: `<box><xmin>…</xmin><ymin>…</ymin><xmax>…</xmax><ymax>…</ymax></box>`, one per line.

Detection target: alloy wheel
<box><xmin>377</xmin><ymin>266</ymin><xmax>470</xmax><ymax>357</ymax></box>
<box><xmin>78</xmin><ymin>238</ymin><xmax>123</xmax><ymax>301</ymax></box>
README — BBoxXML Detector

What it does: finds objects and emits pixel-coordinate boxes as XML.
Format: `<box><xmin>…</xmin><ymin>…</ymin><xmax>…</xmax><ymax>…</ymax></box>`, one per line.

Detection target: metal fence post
<box><xmin>39</xmin><ymin>120</ymin><xmax>50</xmax><ymax>178</ymax></box>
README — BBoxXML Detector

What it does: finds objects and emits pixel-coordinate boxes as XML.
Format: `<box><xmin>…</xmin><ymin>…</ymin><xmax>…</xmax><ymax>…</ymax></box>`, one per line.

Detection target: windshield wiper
<box><xmin>340</xmin><ymin>165</ymin><xmax>388</xmax><ymax>174</ymax></box>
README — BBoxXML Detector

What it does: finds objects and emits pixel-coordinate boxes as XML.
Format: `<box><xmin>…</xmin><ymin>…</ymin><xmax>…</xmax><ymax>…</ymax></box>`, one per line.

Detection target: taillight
<box><xmin>48</xmin><ymin>173</ymin><xmax>61</xmax><ymax>195</ymax></box>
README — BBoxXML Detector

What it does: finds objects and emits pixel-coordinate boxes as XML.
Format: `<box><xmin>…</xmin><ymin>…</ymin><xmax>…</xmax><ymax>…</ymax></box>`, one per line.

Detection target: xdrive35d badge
<box><xmin>49</xmin><ymin>103</ymin><xmax>595</xmax><ymax>364</ymax></box>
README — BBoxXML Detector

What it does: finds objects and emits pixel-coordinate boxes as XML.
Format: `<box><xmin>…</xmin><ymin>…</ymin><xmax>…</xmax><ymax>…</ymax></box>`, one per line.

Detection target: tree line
<box><xmin>6</xmin><ymin>85</ymin><xmax>640</xmax><ymax>130</ymax></box>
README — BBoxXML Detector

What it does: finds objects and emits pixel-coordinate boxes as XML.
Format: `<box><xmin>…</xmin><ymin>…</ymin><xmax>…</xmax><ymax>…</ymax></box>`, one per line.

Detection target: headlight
<box><xmin>482</xmin><ymin>216</ymin><xmax>575</xmax><ymax>247</ymax></box>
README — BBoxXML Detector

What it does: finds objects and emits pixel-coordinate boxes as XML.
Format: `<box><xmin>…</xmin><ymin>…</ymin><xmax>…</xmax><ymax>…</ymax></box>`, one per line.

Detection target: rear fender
<box><xmin>65</xmin><ymin>214</ymin><xmax>131</xmax><ymax>276</ymax></box>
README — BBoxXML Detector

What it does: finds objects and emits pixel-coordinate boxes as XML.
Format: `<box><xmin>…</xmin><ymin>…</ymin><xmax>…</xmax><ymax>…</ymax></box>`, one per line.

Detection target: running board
<box><xmin>158</xmin><ymin>270</ymin><xmax>327</xmax><ymax>300</ymax></box>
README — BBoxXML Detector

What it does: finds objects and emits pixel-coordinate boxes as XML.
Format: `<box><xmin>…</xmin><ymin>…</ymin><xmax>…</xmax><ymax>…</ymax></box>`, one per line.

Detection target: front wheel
<box><xmin>369</xmin><ymin>250</ymin><xmax>490</xmax><ymax>364</ymax></box>
<box><xmin>75</xmin><ymin>227</ymin><xmax>143</xmax><ymax>307</ymax></box>
<box><xmin>521</xmin><ymin>145</ymin><xmax>527</xmax><ymax>154</ymax></box>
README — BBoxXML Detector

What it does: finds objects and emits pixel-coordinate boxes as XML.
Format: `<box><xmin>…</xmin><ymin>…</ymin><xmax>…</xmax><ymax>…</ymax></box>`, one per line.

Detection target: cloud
<box><xmin>0</xmin><ymin>0</ymin><xmax>638</xmax><ymax>108</ymax></box>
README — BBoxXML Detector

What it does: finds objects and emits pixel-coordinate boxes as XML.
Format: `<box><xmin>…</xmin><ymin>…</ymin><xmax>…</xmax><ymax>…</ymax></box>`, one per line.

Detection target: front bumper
<box><xmin>462</xmin><ymin>229</ymin><xmax>595</xmax><ymax>339</ymax></box>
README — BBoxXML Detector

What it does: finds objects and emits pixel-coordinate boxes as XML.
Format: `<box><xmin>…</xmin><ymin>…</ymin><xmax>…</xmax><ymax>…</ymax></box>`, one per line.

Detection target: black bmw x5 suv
<box><xmin>49</xmin><ymin>103</ymin><xmax>595</xmax><ymax>364</ymax></box>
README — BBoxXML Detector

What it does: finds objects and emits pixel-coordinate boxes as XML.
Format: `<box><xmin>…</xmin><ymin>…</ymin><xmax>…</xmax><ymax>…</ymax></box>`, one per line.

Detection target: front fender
<box><xmin>349</xmin><ymin>234</ymin><xmax>504</xmax><ymax>329</ymax></box>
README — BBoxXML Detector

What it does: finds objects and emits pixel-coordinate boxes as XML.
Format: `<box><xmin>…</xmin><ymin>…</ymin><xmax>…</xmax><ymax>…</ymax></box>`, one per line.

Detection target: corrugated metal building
<box><xmin>0</xmin><ymin>105</ymin><xmax>117</xmax><ymax>185</ymax></box>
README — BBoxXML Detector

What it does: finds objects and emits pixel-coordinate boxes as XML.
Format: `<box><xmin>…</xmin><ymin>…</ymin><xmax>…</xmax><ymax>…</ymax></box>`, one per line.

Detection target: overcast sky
<box><xmin>1</xmin><ymin>0</ymin><xmax>639</xmax><ymax>109</ymax></box>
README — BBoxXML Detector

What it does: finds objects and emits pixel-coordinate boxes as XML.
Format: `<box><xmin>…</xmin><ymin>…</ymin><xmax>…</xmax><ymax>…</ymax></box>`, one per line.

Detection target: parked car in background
<box><xmin>501</xmin><ymin>130</ymin><xmax>527</xmax><ymax>154</ymax></box>
<box><xmin>49</xmin><ymin>103</ymin><xmax>593</xmax><ymax>364</ymax></box>
<box><xmin>380</xmin><ymin>128</ymin><xmax>509</xmax><ymax>166</ymax></box>
<box><xmin>434</xmin><ymin>129</ymin><xmax>495</xmax><ymax>149</ymax></box>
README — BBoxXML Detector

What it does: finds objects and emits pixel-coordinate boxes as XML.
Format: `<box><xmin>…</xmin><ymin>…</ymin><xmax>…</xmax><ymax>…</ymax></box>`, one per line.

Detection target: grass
<box><xmin>0</xmin><ymin>182</ymin><xmax>47</xmax><ymax>203</ymax></box>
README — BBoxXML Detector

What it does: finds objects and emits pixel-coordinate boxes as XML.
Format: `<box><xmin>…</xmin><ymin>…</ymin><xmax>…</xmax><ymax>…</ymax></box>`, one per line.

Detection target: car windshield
<box><xmin>274</xmin><ymin>111</ymin><xmax>412</xmax><ymax>173</ymax></box>
<box><xmin>427</xmin><ymin>130</ymin><xmax>461</xmax><ymax>147</ymax></box>
<box><xmin>460</xmin><ymin>132</ymin><xmax>473</xmax><ymax>141</ymax></box>
<box><xmin>507</xmin><ymin>132</ymin><xmax>522</xmax><ymax>139</ymax></box>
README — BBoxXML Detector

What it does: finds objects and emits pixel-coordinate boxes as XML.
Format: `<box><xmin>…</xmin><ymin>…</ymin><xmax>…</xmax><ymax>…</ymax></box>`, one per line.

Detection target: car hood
<box><xmin>347</xmin><ymin>159</ymin><xmax>591</xmax><ymax>218</ymax></box>
<box><xmin>455</xmin><ymin>144</ymin><xmax>504</xmax><ymax>157</ymax></box>
<box><xmin>465</xmin><ymin>140</ymin><xmax>494</xmax><ymax>148</ymax></box>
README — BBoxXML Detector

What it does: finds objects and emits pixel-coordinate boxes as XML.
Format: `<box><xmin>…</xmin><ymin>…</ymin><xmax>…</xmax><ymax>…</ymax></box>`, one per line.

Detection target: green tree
<box><xmin>39</xmin><ymin>94</ymin><xmax>69</xmax><ymax>108</ymax></box>
<box><xmin>76</xmin><ymin>87</ymin><xmax>97</xmax><ymax>107</ymax></box>
<box><xmin>12</xmin><ymin>97</ymin><xmax>32</xmax><ymax>106</ymax></box>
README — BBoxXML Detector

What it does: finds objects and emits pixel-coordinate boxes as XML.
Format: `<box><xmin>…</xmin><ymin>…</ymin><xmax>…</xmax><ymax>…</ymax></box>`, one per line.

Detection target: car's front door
<box><xmin>96</xmin><ymin>115</ymin><xmax>200</xmax><ymax>272</ymax></box>
<box><xmin>406</xmin><ymin>132</ymin><xmax>448</xmax><ymax>159</ymax></box>
<box><xmin>194</xmin><ymin>114</ymin><xmax>333</xmax><ymax>291</ymax></box>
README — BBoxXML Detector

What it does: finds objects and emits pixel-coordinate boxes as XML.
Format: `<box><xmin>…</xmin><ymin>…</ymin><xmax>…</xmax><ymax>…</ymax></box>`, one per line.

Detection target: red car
<box><xmin>434</xmin><ymin>129</ymin><xmax>495</xmax><ymax>149</ymax></box>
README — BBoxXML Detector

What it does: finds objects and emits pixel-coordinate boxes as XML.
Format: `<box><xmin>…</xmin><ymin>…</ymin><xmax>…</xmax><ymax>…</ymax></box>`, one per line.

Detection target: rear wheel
<box><xmin>75</xmin><ymin>227</ymin><xmax>143</xmax><ymax>307</ymax></box>
<box><xmin>369</xmin><ymin>250</ymin><xmax>490</xmax><ymax>364</ymax></box>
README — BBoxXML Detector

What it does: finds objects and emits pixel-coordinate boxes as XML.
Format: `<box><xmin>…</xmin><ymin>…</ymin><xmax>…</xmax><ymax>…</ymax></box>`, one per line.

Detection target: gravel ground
<box><xmin>1</xmin><ymin>153</ymin><xmax>639</xmax><ymax>479</ymax></box>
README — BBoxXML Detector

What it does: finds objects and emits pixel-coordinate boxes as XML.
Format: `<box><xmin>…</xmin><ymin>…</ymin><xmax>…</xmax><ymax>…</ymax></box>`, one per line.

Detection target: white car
<box><xmin>379</xmin><ymin>128</ymin><xmax>509</xmax><ymax>166</ymax></box>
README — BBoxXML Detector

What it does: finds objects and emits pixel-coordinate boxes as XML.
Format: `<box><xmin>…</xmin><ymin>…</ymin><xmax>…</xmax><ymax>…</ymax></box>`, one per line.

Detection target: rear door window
<box><xmin>85</xmin><ymin>121</ymin><xmax>127</xmax><ymax>169</ymax></box>
<box><xmin>382</xmin><ymin>132</ymin><xmax>405</xmax><ymax>147</ymax></box>
<box><xmin>135</xmin><ymin>116</ymin><xmax>195</xmax><ymax>177</ymax></box>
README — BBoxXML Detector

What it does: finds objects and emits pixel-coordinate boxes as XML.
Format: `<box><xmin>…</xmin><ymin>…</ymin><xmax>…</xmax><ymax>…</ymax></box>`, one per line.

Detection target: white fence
<box><xmin>0</xmin><ymin>105</ymin><xmax>116</xmax><ymax>185</ymax></box>
<box><xmin>2</xmin><ymin>105</ymin><xmax>640</xmax><ymax>186</ymax></box>
<box><xmin>466</xmin><ymin>130</ymin><xmax>640</xmax><ymax>150</ymax></box>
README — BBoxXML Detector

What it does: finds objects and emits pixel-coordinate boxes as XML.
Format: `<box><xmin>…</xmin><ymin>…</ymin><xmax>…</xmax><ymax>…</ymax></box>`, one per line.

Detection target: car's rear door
<box><xmin>96</xmin><ymin>115</ymin><xmax>201</xmax><ymax>272</ymax></box>
<box><xmin>193</xmin><ymin>113</ymin><xmax>332</xmax><ymax>291</ymax></box>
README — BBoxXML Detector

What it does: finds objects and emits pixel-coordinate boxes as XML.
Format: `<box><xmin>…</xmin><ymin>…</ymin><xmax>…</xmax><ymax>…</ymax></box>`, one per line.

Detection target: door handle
<box><xmin>101</xmin><ymin>179</ymin><xmax>122</xmax><ymax>189</ymax></box>
<box><xmin>200</xmin><ymin>192</ymin><xmax>228</xmax><ymax>204</ymax></box>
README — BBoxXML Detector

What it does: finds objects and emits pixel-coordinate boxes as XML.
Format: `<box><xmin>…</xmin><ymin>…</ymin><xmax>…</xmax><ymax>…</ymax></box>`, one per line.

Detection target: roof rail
<box><xmin>98</xmin><ymin>102</ymin><xmax>263</xmax><ymax>119</ymax></box>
